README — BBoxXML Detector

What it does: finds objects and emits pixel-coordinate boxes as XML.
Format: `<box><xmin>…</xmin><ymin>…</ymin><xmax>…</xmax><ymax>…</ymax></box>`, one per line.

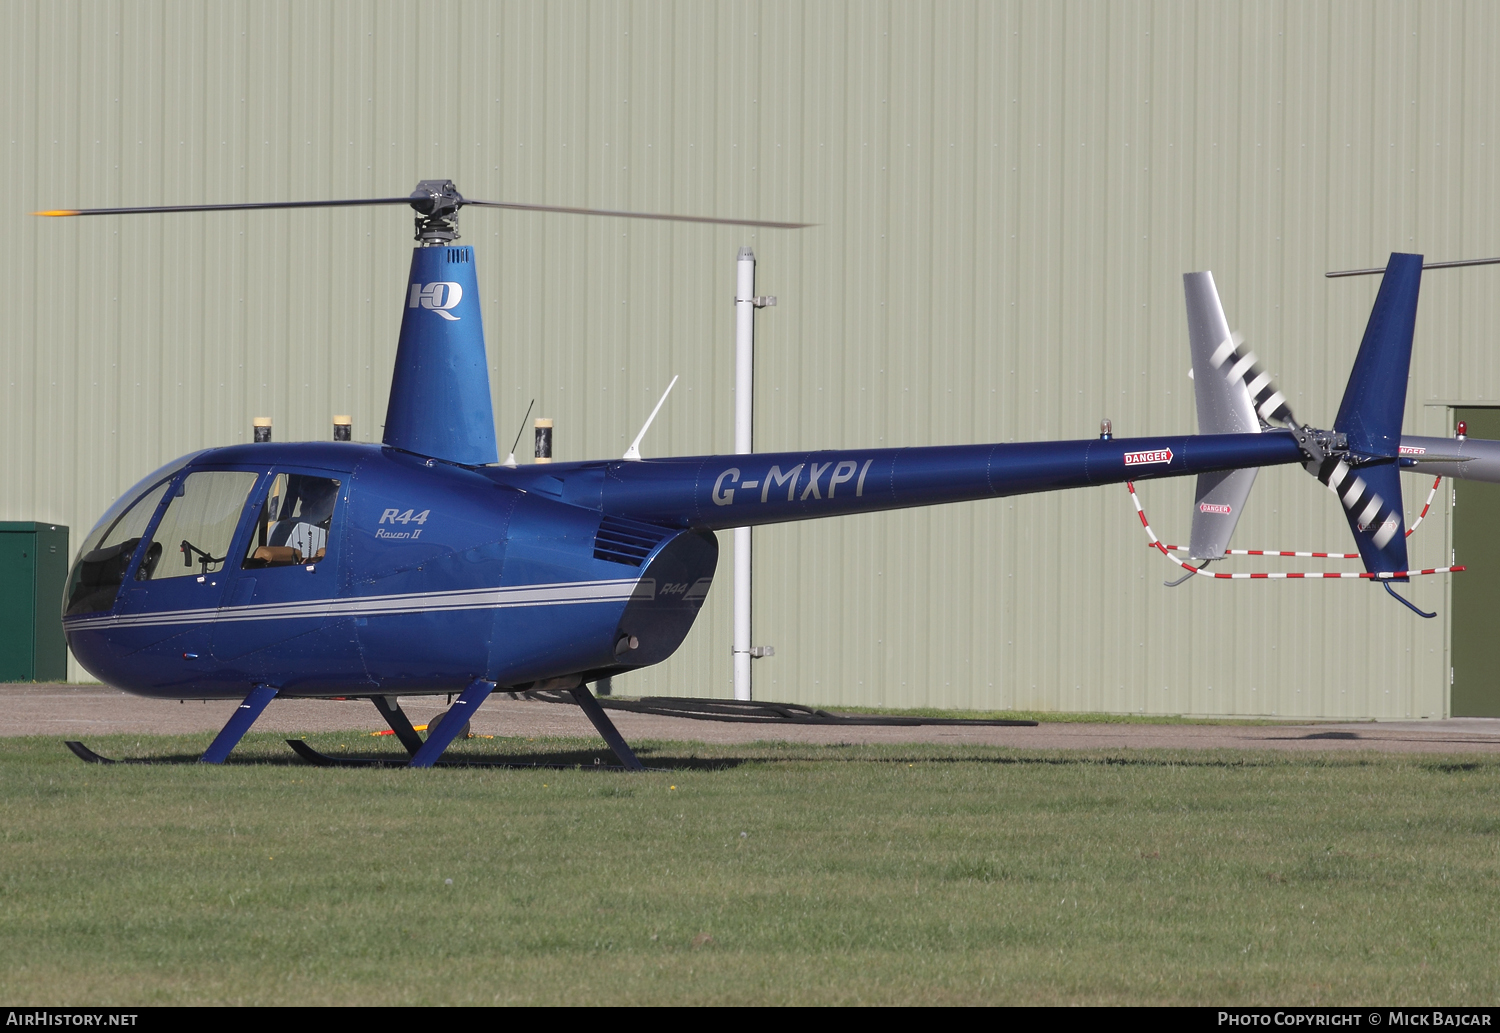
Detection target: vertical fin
<box><xmin>1334</xmin><ymin>253</ymin><xmax>1422</xmax><ymax>458</ymax></box>
<box><xmin>1325</xmin><ymin>253</ymin><xmax>1423</xmax><ymax>578</ymax></box>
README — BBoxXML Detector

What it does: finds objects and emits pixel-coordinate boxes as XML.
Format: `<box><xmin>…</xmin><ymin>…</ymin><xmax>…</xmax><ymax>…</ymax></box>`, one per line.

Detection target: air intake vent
<box><xmin>594</xmin><ymin>515</ymin><xmax>672</xmax><ymax>566</ymax></box>
<box><xmin>446</xmin><ymin>247</ymin><xmax>469</xmax><ymax>264</ymax></box>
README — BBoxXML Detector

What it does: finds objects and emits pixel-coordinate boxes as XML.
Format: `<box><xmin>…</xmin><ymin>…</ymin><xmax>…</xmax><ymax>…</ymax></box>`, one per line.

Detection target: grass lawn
<box><xmin>2</xmin><ymin>732</ymin><xmax>1497</xmax><ymax>1005</ymax></box>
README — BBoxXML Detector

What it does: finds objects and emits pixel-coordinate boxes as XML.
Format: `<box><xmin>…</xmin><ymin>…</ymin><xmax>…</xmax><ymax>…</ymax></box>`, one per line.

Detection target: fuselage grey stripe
<box><xmin>64</xmin><ymin>578</ymin><xmax>641</xmax><ymax>631</ymax></box>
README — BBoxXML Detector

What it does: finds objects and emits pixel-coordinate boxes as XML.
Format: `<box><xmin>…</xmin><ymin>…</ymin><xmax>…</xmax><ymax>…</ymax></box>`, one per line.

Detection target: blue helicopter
<box><xmin>38</xmin><ymin>181</ymin><xmax>1451</xmax><ymax>771</ymax></box>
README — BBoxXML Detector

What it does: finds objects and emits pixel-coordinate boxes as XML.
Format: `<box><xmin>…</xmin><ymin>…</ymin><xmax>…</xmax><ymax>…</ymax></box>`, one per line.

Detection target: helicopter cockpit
<box><xmin>64</xmin><ymin>461</ymin><xmax>344</xmax><ymax>617</ymax></box>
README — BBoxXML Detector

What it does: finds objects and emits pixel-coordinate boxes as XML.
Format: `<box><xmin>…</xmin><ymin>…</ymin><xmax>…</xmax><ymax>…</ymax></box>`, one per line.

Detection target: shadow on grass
<box><xmin>291</xmin><ymin>741</ymin><xmax>752</xmax><ymax>772</ymax></box>
<box><xmin>1424</xmin><ymin>761</ymin><xmax>1486</xmax><ymax>773</ymax></box>
<box><xmin>64</xmin><ymin>736</ymin><xmax>1495</xmax><ymax>775</ymax></box>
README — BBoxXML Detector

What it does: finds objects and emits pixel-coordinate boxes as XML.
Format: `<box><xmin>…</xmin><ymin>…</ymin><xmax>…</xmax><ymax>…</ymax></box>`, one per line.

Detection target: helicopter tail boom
<box><xmin>575</xmin><ymin>431</ymin><xmax>1307</xmax><ymax>532</ymax></box>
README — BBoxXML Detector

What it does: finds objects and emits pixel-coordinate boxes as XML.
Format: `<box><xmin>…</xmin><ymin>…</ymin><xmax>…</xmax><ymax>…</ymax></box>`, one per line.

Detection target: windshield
<box><xmin>139</xmin><ymin>471</ymin><xmax>260</xmax><ymax>580</ymax></box>
<box><xmin>64</xmin><ymin>453</ymin><xmax>207</xmax><ymax>617</ymax></box>
<box><xmin>63</xmin><ymin>479</ymin><xmax>174</xmax><ymax>616</ymax></box>
<box><xmin>70</xmin><ymin>453</ymin><xmax>204</xmax><ymax>561</ymax></box>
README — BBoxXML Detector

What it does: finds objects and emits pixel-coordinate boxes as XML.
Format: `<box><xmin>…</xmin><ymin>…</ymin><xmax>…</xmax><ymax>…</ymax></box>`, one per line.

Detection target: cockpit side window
<box><xmin>63</xmin><ymin>479</ymin><xmax>173</xmax><ymax>615</ymax></box>
<box><xmin>242</xmin><ymin>473</ymin><xmax>340</xmax><ymax>569</ymax></box>
<box><xmin>136</xmin><ymin>471</ymin><xmax>260</xmax><ymax>580</ymax></box>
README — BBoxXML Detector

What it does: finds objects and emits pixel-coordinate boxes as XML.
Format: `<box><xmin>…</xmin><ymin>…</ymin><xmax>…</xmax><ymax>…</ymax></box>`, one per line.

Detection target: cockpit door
<box><xmin>210</xmin><ymin>469</ymin><xmax>355</xmax><ymax>688</ymax></box>
<box><xmin>114</xmin><ymin>470</ymin><xmax>262</xmax><ymax>668</ymax></box>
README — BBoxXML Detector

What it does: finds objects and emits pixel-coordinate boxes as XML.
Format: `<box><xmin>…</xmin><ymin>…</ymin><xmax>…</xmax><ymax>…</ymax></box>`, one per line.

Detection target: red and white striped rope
<box><xmin>1153</xmin><ymin>476</ymin><xmax>1442</xmax><ymax>558</ymax></box>
<box><xmin>1404</xmin><ymin>474</ymin><xmax>1444</xmax><ymax>536</ymax></box>
<box><xmin>1128</xmin><ymin>479</ymin><xmax>1462</xmax><ymax>580</ymax></box>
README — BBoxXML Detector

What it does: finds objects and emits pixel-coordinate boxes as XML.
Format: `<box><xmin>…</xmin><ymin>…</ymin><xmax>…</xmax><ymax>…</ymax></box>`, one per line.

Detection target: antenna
<box><xmin>501</xmin><ymin>399</ymin><xmax>535</xmax><ymax>468</ymax></box>
<box><xmin>623</xmin><ymin>376</ymin><xmax>679</xmax><ymax>461</ymax></box>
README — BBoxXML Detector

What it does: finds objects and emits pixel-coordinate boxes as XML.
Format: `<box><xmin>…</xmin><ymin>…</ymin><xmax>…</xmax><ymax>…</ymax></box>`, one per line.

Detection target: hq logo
<box><xmin>408</xmin><ymin>281</ymin><xmax>463</xmax><ymax>321</ymax></box>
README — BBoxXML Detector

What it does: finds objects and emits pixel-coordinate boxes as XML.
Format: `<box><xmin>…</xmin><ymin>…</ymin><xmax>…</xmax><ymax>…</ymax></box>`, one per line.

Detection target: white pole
<box><xmin>733</xmin><ymin>247</ymin><xmax>756</xmax><ymax>702</ymax></box>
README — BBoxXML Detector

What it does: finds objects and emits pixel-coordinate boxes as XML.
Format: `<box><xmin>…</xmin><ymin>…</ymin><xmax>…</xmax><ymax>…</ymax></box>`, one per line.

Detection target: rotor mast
<box><xmin>409</xmin><ymin>179</ymin><xmax>465</xmax><ymax>245</ymax></box>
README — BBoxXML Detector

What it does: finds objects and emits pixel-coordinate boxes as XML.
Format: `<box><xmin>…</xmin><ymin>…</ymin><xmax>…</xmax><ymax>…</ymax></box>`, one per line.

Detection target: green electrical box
<box><xmin>0</xmin><ymin>522</ymin><xmax>70</xmax><ymax>682</ymax></box>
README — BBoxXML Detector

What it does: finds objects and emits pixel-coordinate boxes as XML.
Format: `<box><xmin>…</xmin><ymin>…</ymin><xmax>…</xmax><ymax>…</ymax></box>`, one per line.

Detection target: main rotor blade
<box><xmin>1327</xmin><ymin>256</ymin><xmax>1500</xmax><ymax>278</ymax></box>
<box><xmin>34</xmin><ymin>198</ymin><xmax>417</xmax><ymax>217</ymax></box>
<box><xmin>36</xmin><ymin>195</ymin><xmax>812</xmax><ymax>229</ymax></box>
<box><xmin>464</xmin><ymin>198</ymin><xmax>812</xmax><ymax>229</ymax></box>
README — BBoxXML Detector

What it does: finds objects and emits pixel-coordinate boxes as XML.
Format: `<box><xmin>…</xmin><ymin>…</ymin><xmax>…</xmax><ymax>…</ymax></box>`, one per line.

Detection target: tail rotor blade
<box><xmin>1313</xmin><ymin>456</ymin><xmax>1409</xmax><ymax>577</ymax></box>
<box><xmin>1208</xmin><ymin>332</ymin><xmax>1296</xmax><ymax>428</ymax></box>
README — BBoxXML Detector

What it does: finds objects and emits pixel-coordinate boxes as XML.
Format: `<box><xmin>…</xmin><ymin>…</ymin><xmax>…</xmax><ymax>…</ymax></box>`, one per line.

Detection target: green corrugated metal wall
<box><xmin>4</xmin><ymin>1</ymin><xmax>1498</xmax><ymax>716</ymax></box>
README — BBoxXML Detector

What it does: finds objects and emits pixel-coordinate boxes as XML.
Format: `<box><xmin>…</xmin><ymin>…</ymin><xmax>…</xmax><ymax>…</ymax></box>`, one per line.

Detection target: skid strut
<box><xmin>371</xmin><ymin>695</ymin><xmax>424</xmax><ymax>755</ymax></box>
<box><xmin>568</xmin><ymin>683</ymin><xmax>645</xmax><ymax>772</ymax></box>
<box><xmin>408</xmin><ymin>678</ymin><xmax>494</xmax><ymax>768</ymax></box>
<box><xmin>200</xmin><ymin>684</ymin><xmax>279</xmax><ymax>764</ymax></box>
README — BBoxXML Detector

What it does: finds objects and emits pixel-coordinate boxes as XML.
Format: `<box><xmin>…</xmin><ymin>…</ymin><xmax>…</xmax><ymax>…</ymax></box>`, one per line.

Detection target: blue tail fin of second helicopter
<box><xmin>1331</xmin><ymin>253</ymin><xmax>1423</xmax><ymax>578</ymax></box>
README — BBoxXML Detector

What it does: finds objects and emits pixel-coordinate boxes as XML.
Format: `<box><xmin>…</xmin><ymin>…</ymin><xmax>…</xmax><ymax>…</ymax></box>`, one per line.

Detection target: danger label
<box><xmin>1398</xmin><ymin>445</ymin><xmax>1426</xmax><ymax>455</ymax></box>
<box><xmin>1124</xmin><ymin>448</ymin><xmax>1173</xmax><ymax>467</ymax></box>
<box><xmin>1198</xmin><ymin>502</ymin><xmax>1232</xmax><ymax>514</ymax></box>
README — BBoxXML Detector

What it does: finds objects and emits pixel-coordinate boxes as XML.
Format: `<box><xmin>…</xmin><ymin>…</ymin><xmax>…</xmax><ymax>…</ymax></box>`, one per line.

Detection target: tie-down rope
<box><xmin>1128</xmin><ymin>478</ymin><xmax>1462</xmax><ymax>580</ymax></box>
<box><xmin>1151</xmin><ymin>476</ymin><xmax>1442</xmax><ymax>558</ymax></box>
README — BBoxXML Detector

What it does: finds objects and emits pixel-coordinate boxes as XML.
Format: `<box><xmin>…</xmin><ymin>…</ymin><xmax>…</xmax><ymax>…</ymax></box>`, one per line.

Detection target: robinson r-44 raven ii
<box><xmin>34</xmin><ymin>182</ymin><xmax>1480</xmax><ymax>770</ymax></box>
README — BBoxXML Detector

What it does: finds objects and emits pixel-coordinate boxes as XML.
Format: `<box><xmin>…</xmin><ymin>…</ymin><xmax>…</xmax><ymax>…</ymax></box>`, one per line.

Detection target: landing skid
<box><xmin>64</xmin><ymin>741</ymin><xmax>208</xmax><ymax>765</ymax></box>
<box><xmin>66</xmin><ymin>740</ymin><xmax>121</xmax><ymax>764</ymax></box>
<box><xmin>66</xmin><ymin>684</ymin><xmax>283</xmax><ymax>767</ymax></box>
<box><xmin>284</xmin><ymin>737</ymin><xmax>654</xmax><ymax>771</ymax></box>
<box><xmin>62</xmin><ymin>679</ymin><xmax>655</xmax><ymax>771</ymax></box>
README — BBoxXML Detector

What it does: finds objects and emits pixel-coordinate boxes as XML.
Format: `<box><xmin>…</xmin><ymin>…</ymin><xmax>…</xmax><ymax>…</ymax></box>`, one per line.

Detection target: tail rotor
<box><xmin>1176</xmin><ymin>255</ymin><xmax>1439</xmax><ymax>612</ymax></box>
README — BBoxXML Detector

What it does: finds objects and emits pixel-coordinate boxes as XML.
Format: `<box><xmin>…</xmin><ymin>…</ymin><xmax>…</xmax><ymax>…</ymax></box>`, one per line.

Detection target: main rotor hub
<box><xmin>409</xmin><ymin>179</ymin><xmax>465</xmax><ymax>245</ymax></box>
